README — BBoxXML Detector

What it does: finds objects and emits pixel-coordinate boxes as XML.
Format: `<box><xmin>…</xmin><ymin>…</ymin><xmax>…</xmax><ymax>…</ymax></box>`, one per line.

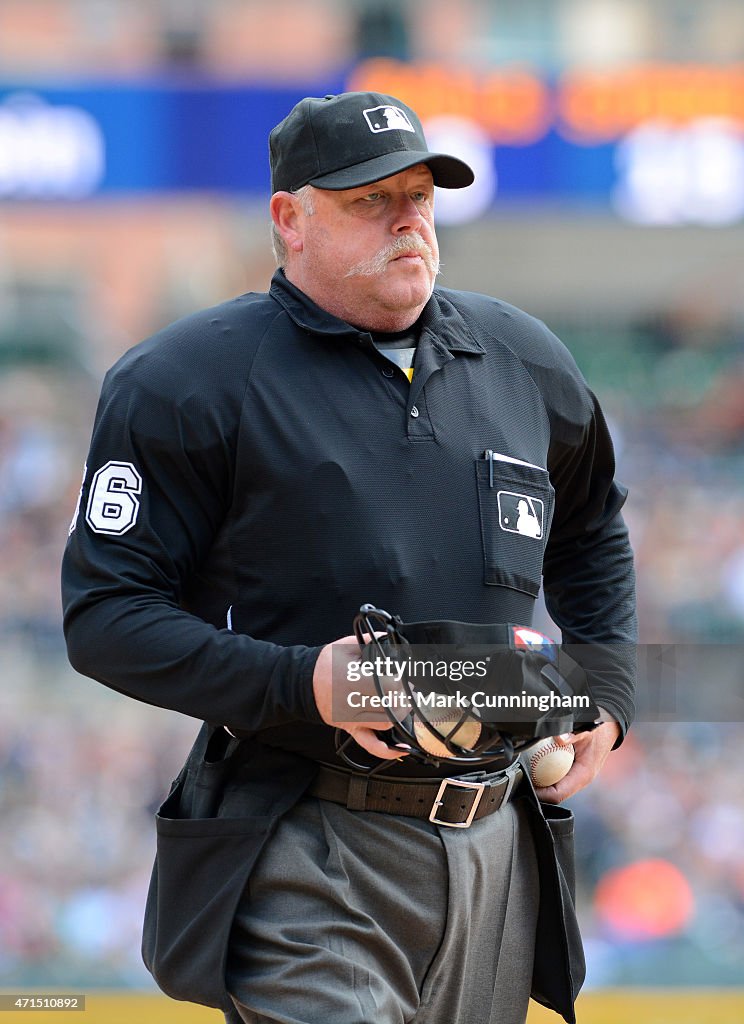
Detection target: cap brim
<box><xmin>308</xmin><ymin>151</ymin><xmax>474</xmax><ymax>191</ymax></box>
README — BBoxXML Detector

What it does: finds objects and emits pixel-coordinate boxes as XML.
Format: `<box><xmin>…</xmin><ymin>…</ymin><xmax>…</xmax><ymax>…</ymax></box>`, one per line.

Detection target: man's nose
<box><xmin>390</xmin><ymin>194</ymin><xmax>425</xmax><ymax>234</ymax></box>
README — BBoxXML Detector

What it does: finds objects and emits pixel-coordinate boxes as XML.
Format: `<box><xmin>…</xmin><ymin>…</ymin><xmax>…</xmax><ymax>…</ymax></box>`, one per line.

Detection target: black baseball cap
<box><xmin>269</xmin><ymin>91</ymin><xmax>475</xmax><ymax>194</ymax></box>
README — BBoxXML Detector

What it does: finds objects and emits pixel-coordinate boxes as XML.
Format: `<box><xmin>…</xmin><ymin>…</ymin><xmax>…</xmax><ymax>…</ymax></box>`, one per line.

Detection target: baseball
<box><xmin>413</xmin><ymin>712</ymin><xmax>482</xmax><ymax>759</ymax></box>
<box><xmin>527</xmin><ymin>737</ymin><xmax>575</xmax><ymax>787</ymax></box>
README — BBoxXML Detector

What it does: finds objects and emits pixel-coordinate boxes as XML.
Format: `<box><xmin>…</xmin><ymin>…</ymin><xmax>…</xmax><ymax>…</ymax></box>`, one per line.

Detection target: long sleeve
<box><xmin>543</xmin><ymin>389</ymin><xmax>637</xmax><ymax>737</ymax></box>
<box><xmin>61</xmin><ymin>312</ymin><xmax>322</xmax><ymax>734</ymax></box>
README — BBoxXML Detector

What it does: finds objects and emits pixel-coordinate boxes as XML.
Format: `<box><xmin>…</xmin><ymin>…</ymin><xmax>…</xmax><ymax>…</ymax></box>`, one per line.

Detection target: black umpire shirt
<box><xmin>62</xmin><ymin>270</ymin><xmax>637</xmax><ymax>774</ymax></box>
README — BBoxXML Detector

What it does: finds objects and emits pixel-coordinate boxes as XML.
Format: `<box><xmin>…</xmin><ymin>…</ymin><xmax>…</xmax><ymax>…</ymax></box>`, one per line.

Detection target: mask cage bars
<box><xmin>335</xmin><ymin>604</ymin><xmax>517</xmax><ymax>773</ymax></box>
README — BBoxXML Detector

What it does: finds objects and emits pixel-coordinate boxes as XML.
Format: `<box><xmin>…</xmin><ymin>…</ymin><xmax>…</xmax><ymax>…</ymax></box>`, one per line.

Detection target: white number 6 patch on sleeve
<box><xmin>86</xmin><ymin>460</ymin><xmax>142</xmax><ymax>535</ymax></box>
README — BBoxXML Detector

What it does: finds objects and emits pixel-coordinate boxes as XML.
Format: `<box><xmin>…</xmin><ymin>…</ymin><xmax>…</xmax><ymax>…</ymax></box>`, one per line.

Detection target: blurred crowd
<box><xmin>574</xmin><ymin>318</ymin><xmax>744</xmax><ymax>645</ymax></box>
<box><xmin>4</xmin><ymin>0</ymin><xmax>744</xmax><ymax>76</ymax></box>
<box><xmin>0</xmin><ymin>654</ymin><xmax>199</xmax><ymax>988</ymax></box>
<box><xmin>573</xmin><ymin>722</ymin><xmax>744</xmax><ymax>986</ymax></box>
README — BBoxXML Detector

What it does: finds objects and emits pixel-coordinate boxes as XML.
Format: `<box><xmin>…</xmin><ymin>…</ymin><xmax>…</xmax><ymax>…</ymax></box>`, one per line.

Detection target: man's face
<box><xmin>287</xmin><ymin>165</ymin><xmax>439</xmax><ymax>332</ymax></box>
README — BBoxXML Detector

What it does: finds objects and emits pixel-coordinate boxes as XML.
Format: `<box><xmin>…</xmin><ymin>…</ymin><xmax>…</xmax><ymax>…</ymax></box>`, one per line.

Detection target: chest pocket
<box><xmin>475</xmin><ymin>454</ymin><xmax>555</xmax><ymax>596</ymax></box>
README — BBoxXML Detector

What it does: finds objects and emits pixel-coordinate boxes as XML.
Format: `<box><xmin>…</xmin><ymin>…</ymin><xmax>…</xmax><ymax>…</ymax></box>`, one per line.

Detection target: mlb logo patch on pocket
<box><xmin>497</xmin><ymin>491</ymin><xmax>544</xmax><ymax>539</ymax></box>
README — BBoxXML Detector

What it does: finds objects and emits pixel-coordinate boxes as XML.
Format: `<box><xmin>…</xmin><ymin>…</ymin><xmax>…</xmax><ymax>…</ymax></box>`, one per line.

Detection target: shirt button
<box><xmin>382</xmin><ymin>366</ymin><xmax>394</xmax><ymax>378</ymax></box>
<box><xmin>410</xmin><ymin>405</ymin><xmax>420</xmax><ymax>418</ymax></box>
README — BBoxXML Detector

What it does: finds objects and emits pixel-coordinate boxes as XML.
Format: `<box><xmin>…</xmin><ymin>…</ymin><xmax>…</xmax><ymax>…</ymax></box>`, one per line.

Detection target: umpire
<box><xmin>62</xmin><ymin>92</ymin><xmax>636</xmax><ymax>1024</ymax></box>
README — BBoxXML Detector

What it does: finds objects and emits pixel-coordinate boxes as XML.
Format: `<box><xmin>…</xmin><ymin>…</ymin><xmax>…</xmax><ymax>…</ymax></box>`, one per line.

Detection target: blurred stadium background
<box><xmin>1</xmin><ymin>0</ymin><xmax>743</xmax><ymax>1020</ymax></box>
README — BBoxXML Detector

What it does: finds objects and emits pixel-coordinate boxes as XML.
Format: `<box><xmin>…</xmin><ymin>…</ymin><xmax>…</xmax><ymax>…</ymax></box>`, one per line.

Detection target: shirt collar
<box><xmin>270</xmin><ymin>270</ymin><xmax>359</xmax><ymax>339</ymax></box>
<box><xmin>269</xmin><ymin>270</ymin><xmax>485</xmax><ymax>356</ymax></box>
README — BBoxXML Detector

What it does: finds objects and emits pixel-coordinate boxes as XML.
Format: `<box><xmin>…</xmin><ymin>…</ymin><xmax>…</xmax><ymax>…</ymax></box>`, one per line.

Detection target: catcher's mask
<box><xmin>336</xmin><ymin>604</ymin><xmax>599</xmax><ymax>773</ymax></box>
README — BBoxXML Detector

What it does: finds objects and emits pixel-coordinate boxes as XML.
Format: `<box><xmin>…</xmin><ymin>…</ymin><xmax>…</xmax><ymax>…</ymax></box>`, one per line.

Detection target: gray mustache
<box><xmin>345</xmin><ymin>234</ymin><xmax>439</xmax><ymax>278</ymax></box>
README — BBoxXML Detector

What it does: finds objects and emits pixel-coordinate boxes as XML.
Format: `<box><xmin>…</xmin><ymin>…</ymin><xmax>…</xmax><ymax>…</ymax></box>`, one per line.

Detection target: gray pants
<box><xmin>226</xmin><ymin>791</ymin><xmax>539</xmax><ymax>1024</ymax></box>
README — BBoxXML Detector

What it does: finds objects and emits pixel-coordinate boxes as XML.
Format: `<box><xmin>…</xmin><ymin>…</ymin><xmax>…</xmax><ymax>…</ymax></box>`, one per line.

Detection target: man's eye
<box><xmin>361</xmin><ymin>192</ymin><xmax>383</xmax><ymax>202</ymax></box>
<box><xmin>412</xmin><ymin>192</ymin><xmax>430</xmax><ymax>202</ymax></box>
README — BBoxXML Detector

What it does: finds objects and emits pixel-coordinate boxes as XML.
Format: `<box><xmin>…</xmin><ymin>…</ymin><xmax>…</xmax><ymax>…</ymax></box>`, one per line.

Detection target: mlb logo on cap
<box><xmin>363</xmin><ymin>105</ymin><xmax>416</xmax><ymax>134</ymax></box>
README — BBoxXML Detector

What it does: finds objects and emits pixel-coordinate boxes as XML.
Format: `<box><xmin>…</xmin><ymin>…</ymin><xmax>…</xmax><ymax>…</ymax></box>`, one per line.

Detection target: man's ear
<box><xmin>270</xmin><ymin>192</ymin><xmax>305</xmax><ymax>254</ymax></box>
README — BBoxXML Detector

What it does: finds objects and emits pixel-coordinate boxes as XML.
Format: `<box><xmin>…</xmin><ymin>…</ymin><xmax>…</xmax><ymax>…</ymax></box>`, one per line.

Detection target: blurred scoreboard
<box><xmin>1</xmin><ymin>60</ymin><xmax>743</xmax><ymax>225</ymax></box>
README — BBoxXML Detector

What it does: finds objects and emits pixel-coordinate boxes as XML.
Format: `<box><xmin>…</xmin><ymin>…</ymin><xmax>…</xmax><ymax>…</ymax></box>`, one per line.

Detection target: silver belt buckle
<box><xmin>429</xmin><ymin>777</ymin><xmax>486</xmax><ymax>828</ymax></box>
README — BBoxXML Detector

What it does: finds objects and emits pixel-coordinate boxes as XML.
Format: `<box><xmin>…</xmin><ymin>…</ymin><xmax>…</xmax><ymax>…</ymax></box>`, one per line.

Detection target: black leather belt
<box><xmin>309</xmin><ymin>761</ymin><xmax>523</xmax><ymax>828</ymax></box>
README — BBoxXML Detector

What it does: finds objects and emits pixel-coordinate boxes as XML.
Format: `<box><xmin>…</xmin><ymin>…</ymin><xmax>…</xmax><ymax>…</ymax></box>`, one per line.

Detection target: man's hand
<box><xmin>312</xmin><ymin>635</ymin><xmax>408</xmax><ymax>762</ymax></box>
<box><xmin>534</xmin><ymin>720</ymin><xmax>621</xmax><ymax>804</ymax></box>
